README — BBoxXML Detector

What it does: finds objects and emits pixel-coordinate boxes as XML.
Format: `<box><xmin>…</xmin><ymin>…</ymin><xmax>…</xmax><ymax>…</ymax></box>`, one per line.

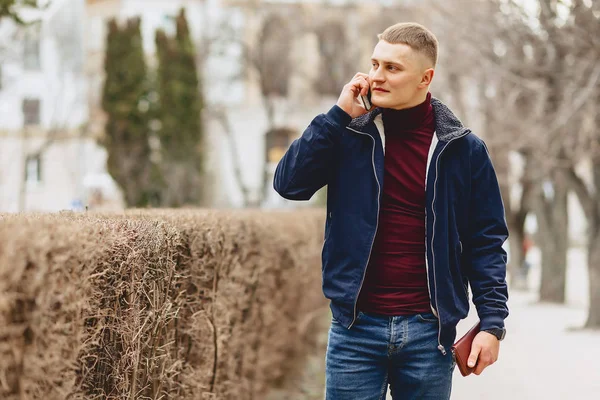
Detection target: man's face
<box><xmin>368</xmin><ymin>40</ymin><xmax>434</xmax><ymax>110</ymax></box>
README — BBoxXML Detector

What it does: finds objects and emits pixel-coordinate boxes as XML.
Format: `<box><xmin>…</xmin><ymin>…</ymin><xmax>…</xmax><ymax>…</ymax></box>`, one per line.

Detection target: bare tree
<box><xmin>207</xmin><ymin>6</ymin><xmax>296</xmax><ymax>207</ymax></box>
<box><xmin>313</xmin><ymin>20</ymin><xmax>356</xmax><ymax>97</ymax></box>
<box><xmin>430</xmin><ymin>0</ymin><xmax>600</xmax><ymax>324</ymax></box>
<box><xmin>428</xmin><ymin>0</ymin><xmax>541</xmax><ymax>288</ymax></box>
<box><xmin>555</xmin><ymin>0</ymin><xmax>600</xmax><ymax>327</ymax></box>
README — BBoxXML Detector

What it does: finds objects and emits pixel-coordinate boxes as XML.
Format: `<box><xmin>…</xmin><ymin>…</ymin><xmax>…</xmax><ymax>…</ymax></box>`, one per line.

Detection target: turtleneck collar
<box><xmin>381</xmin><ymin>92</ymin><xmax>433</xmax><ymax>132</ymax></box>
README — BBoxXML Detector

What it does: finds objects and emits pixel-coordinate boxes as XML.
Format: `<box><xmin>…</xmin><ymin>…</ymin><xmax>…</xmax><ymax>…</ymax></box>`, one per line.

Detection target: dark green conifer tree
<box><xmin>102</xmin><ymin>17</ymin><xmax>154</xmax><ymax>207</ymax></box>
<box><xmin>154</xmin><ymin>8</ymin><xmax>204</xmax><ymax>206</ymax></box>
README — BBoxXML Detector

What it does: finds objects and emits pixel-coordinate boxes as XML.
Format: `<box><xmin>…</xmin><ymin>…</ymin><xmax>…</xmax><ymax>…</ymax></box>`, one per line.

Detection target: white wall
<box><xmin>0</xmin><ymin>0</ymin><xmax>113</xmax><ymax>213</ymax></box>
<box><xmin>0</xmin><ymin>0</ymin><xmax>87</xmax><ymax>131</ymax></box>
<box><xmin>210</xmin><ymin>98</ymin><xmax>337</xmax><ymax>208</ymax></box>
<box><xmin>0</xmin><ymin>136</ymin><xmax>120</xmax><ymax>212</ymax></box>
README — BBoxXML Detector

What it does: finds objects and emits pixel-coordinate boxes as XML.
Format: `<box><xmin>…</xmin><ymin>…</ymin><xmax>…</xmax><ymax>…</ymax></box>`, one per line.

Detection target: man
<box><xmin>273</xmin><ymin>22</ymin><xmax>508</xmax><ymax>400</ymax></box>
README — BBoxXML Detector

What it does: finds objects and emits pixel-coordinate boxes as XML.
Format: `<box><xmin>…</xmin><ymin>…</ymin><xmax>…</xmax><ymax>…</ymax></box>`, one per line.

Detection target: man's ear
<box><xmin>419</xmin><ymin>68</ymin><xmax>434</xmax><ymax>89</ymax></box>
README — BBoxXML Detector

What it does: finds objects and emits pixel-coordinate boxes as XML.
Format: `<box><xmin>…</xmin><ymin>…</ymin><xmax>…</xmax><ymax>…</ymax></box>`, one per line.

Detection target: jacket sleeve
<box><xmin>467</xmin><ymin>139</ymin><xmax>509</xmax><ymax>331</ymax></box>
<box><xmin>273</xmin><ymin>105</ymin><xmax>351</xmax><ymax>201</ymax></box>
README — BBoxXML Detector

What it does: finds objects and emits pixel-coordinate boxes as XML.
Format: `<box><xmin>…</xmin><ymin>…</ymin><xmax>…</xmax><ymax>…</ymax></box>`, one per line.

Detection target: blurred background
<box><xmin>1</xmin><ymin>0</ymin><xmax>599</xmax><ymax>398</ymax></box>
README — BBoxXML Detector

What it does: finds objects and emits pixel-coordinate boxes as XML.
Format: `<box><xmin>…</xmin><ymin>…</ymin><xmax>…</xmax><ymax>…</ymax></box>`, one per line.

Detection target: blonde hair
<box><xmin>378</xmin><ymin>22</ymin><xmax>438</xmax><ymax>67</ymax></box>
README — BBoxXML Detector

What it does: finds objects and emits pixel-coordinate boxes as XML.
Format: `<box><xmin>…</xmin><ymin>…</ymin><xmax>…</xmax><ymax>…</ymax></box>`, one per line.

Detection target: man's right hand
<box><xmin>336</xmin><ymin>73</ymin><xmax>371</xmax><ymax>119</ymax></box>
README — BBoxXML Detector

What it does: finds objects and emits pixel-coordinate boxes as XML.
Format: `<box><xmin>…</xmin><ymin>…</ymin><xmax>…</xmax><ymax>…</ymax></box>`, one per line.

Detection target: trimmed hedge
<box><xmin>0</xmin><ymin>209</ymin><xmax>326</xmax><ymax>399</ymax></box>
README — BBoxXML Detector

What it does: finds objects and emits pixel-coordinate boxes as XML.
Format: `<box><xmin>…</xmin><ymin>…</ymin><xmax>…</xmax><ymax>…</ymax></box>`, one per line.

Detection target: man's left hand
<box><xmin>467</xmin><ymin>331</ymin><xmax>500</xmax><ymax>375</ymax></box>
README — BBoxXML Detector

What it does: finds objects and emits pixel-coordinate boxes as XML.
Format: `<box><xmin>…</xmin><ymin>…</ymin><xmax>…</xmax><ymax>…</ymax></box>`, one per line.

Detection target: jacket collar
<box><xmin>347</xmin><ymin>96</ymin><xmax>469</xmax><ymax>142</ymax></box>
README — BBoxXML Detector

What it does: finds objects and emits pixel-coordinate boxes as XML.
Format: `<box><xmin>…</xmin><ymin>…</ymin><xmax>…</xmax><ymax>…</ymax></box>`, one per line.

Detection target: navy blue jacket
<box><xmin>273</xmin><ymin>98</ymin><xmax>509</xmax><ymax>353</ymax></box>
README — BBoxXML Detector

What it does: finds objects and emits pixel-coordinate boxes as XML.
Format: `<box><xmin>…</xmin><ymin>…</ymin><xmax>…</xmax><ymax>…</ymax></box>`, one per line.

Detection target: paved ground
<box><xmin>449</xmin><ymin>289</ymin><xmax>600</xmax><ymax>400</ymax></box>
<box><xmin>403</xmin><ymin>251</ymin><xmax>600</xmax><ymax>400</ymax></box>
<box><xmin>268</xmin><ymin>248</ymin><xmax>600</xmax><ymax>399</ymax></box>
<box><xmin>382</xmin><ymin>287</ymin><xmax>600</xmax><ymax>399</ymax></box>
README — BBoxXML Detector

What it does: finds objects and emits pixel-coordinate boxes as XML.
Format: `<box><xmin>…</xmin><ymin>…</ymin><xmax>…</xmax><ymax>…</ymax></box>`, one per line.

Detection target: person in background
<box><xmin>519</xmin><ymin>234</ymin><xmax>534</xmax><ymax>288</ymax></box>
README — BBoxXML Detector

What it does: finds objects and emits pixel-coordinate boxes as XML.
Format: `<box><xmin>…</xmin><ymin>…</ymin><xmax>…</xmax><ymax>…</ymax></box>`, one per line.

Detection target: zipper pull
<box><xmin>438</xmin><ymin>344</ymin><xmax>447</xmax><ymax>355</ymax></box>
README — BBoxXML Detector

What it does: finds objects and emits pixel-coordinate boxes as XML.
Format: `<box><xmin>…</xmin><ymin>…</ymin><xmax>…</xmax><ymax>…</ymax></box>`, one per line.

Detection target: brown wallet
<box><xmin>451</xmin><ymin>322</ymin><xmax>480</xmax><ymax>377</ymax></box>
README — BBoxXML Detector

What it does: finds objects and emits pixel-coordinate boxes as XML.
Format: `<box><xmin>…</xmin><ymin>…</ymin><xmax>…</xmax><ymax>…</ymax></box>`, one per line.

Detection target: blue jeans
<box><xmin>325</xmin><ymin>311</ymin><xmax>456</xmax><ymax>400</ymax></box>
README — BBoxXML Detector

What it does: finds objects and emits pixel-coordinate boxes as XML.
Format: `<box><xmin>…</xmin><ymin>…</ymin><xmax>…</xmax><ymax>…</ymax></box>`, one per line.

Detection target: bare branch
<box><xmin>209</xmin><ymin>104</ymin><xmax>252</xmax><ymax>207</ymax></box>
<box><xmin>566</xmin><ymin>166</ymin><xmax>595</xmax><ymax>221</ymax></box>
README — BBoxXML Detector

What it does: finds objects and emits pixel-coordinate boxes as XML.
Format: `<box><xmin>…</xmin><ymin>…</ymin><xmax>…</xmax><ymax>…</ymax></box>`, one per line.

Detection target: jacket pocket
<box><xmin>456</xmin><ymin>240</ymin><xmax>469</xmax><ymax>299</ymax></box>
<box><xmin>321</xmin><ymin>212</ymin><xmax>332</xmax><ymax>272</ymax></box>
<box><xmin>324</xmin><ymin>211</ymin><xmax>332</xmax><ymax>240</ymax></box>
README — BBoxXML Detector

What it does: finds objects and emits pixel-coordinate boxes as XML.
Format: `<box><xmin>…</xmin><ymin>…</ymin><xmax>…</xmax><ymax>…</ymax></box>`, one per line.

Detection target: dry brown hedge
<box><xmin>0</xmin><ymin>209</ymin><xmax>326</xmax><ymax>400</ymax></box>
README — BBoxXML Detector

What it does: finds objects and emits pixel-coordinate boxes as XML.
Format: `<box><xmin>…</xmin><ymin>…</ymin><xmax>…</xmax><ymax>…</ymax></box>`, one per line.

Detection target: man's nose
<box><xmin>371</xmin><ymin>69</ymin><xmax>384</xmax><ymax>82</ymax></box>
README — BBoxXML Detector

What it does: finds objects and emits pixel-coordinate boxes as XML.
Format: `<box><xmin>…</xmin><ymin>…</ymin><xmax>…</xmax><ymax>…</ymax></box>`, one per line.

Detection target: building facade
<box><xmin>0</xmin><ymin>0</ymin><xmax>121</xmax><ymax>212</ymax></box>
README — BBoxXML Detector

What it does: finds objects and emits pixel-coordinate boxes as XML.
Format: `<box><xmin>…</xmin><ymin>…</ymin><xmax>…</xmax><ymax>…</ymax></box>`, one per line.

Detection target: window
<box><xmin>25</xmin><ymin>154</ymin><xmax>42</xmax><ymax>184</ymax></box>
<box><xmin>315</xmin><ymin>22</ymin><xmax>353</xmax><ymax>96</ymax></box>
<box><xmin>257</xmin><ymin>15</ymin><xmax>292</xmax><ymax>97</ymax></box>
<box><xmin>266</xmin><ymin>127</ymin><xmax>295</xmax><ymax>164</ymax></box>
<box><xmin>22</xmin><ymin>98</ymin><xmax>41</xmax><ymax>126</ymax></box>
<box><xmin>23</xmin><ymin>29</ymin><xmax>41</xmax><ymax>70</ymax></box>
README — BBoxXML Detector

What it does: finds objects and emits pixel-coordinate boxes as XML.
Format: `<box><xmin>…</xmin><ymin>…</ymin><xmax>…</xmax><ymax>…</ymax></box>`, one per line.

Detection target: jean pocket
<box><xmin>416</xmin><ymin>313</ymin><xmax>438</xmax><ymax>323</ymax></box>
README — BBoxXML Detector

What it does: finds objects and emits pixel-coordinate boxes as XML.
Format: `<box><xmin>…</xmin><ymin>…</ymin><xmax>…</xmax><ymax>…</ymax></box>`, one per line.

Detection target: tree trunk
<box><xmin>588</xmin><ymin>71</ymin><xmax>600</xmax><ymax>327</ymax></box>
<box><xmin>585</xmin><ymin>159</ymin><xmax>600</xmax><ymax>327</ymax></box>
<box><xmin>536</xmin><ymin>176</ymin><xmax>569</xmax><ymax>303</ymax></box>
<box><xmin>586</xmin><ymin>229</ymin><xmax>600</xmax><ymax>327</ymax></box>
<box><xmin>18</xmin><ymin>129</ymin><xmax>28</xmax><ymax>212</ymax></box>
<box><xmin>506</xmin><ymin>154</ymin><xmax>535</xmax><ymax>289</ymax></box>
<box><xmin>566</xmin><ymin>160</ymin><xmax>600</xmax><ymax>328</ymax></box>
<box><xmin>538</xmin><ymin>226</ymin><xmax>568</xmax><ymax>303</ymax></box>
<box><xmin>506</xmin><ymin>214</ymin><xmax>526</xmax><ymax>287</ymax></box>
<box><xmin>494</xmin><ymin>148</ymin><xmax>529</xmax><ymax>288</ymax></box>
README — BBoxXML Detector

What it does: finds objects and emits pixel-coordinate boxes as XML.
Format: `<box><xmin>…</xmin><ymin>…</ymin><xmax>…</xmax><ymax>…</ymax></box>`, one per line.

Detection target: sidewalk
<box><xmin>439</xmin><ymin>289</ymin><xmax>599</xmax><ymax>399</ymax></box>
<box><xmin>389</xmin><ymin>250</ymin><xmax>600</xmax><ymax>399</ymax></box>
<box><xmin>268</xmin><ymin>260</ymin><xmax>600</xmax><ymax>399</ymax></box>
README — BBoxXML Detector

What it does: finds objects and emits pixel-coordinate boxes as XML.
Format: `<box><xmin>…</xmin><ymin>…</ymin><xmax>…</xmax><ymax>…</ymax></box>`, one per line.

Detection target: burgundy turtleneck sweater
<box><xmin>358</xmin><ymin>92</ymin><xmax>435</xmax><ymax>316</ymax></box>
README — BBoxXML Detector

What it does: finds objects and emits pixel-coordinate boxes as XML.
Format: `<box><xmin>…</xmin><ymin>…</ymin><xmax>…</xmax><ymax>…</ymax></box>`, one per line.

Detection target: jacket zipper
<box><xmin>424</xmin><ymin>135</ymin><xmax>438</xmax><ymax>320</ymax></box>
<box><xmin>346</xmin><ymin>126</ymin><xmax>381</xmax><ymax>329</ymax></box>
<box><xmin>430</xmin><ymin>131</ymin><xmax>470</xmax><ymax>355</ymax></box>
<box><xmin>424</xmin><ymin>215</ymin><xmax>437</xmax><ymax>318</ymax></box>
<box><xmin>343</xmin><ymin>123</ymin><xmax>469</xmax><ymax>351</ymax></box>
<box><xmin>320</xmin><ymin>212</ymin><xmax>332</xmax><ymax>270</ymax></box>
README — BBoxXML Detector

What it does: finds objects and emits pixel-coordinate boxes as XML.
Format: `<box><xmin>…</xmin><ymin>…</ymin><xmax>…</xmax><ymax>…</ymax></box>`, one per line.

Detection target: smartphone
<box><xmin>360</xmin><ymin>88</ymin><xmax>372</xmax><ymax>111</ymax></box>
